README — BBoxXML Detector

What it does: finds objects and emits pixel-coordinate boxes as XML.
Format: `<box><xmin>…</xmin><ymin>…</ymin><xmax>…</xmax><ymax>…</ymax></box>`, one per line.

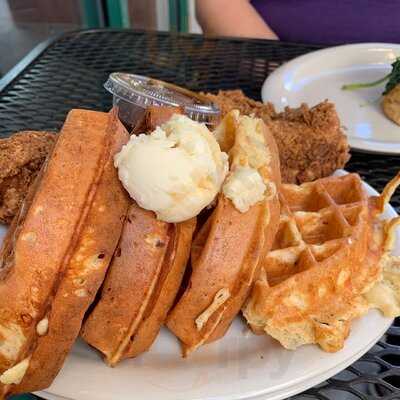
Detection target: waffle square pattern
<box><xmin>244</xmin><ymin>173</ymin><xmax>400</xmax><ymax>352</ymax></box>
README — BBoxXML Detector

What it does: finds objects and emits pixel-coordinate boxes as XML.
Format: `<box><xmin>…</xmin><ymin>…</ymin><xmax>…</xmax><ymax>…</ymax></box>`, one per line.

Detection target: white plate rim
<box><xmin>37</xmin><ymin>318</ymin><xmax>389</xmax><ymax>400</ymax></box>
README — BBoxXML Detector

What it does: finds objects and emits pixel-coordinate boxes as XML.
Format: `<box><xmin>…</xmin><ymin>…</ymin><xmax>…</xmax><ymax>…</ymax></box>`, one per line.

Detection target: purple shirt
<box><xmin>251</xmin><ymin>0</ymin><xmax>400</xmax><ymax>45</ymax></box>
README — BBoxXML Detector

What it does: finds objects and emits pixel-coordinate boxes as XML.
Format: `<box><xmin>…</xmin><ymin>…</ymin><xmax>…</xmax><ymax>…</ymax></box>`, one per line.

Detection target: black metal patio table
<box><xmin>1</xmin><ymin>29</ymin><xmax>400</xmax><ymax>400</ymax></box>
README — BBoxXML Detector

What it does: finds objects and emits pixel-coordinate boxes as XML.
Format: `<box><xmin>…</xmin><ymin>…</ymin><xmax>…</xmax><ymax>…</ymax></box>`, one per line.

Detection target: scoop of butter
<box><xmin>216</xmin><ymin>110</ymin><xmax>272</xmax><ymax>213</ymax></box>
<box><xmin>115</xmin><ymin>114</ymin><xmax>228</xmax><ymax>223</ymax></box>
<box><xmin>223</xmin><ymin>166</ymin><xmax>266</xmax><ymax>213</ymax></box>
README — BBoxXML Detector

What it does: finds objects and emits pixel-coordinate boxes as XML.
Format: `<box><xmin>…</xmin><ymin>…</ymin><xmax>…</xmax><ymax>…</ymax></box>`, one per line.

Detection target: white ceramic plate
<box><xmin>0</xmin><ymin>172</ymin><xmax>397</xmax><ymax>400</ymax></box>
<box><xmin>261</xmin><ymin>43</ymin><xmax>400</xmax><ymax>154</ymax></box>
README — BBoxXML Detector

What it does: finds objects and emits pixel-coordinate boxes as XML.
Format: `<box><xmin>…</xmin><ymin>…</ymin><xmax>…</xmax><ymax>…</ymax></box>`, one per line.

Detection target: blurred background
<box><xmin>0</xmin><ymin>0</ymin><xmax>200</xmax><ymax>76</ymax></box>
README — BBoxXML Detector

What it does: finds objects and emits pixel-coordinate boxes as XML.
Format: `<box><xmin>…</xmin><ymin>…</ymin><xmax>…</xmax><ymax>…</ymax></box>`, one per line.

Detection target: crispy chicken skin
<box><xmin>0</xmin><ymin>131</ymin><xmax>56</xmax><ymax>224</ymax></box>
<box><xmin>203</xmin><ymin>89</ymin><xmax>277</xmax><ymax>121</ymax></box>
<box><xmin>271</xmin><ymin>102</ymin><xmax>350</xmax><ymax>183</ymax></box>
<box><xmin>203</xmin><ymin>90</ymin><xmax>350</xmax><ymax>183</ymax></box>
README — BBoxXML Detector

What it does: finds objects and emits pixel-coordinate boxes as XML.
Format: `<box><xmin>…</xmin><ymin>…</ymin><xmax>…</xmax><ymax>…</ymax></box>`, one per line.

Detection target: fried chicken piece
<box><xmin>271</xmin><ymin>102</ymin><xmax>350</xmax><ymax>183</ymax></box>
<box><xmin>0</xmin><ymin>131</ymin><xmax>56</xmax><ymax>224</ymax></box>
<box><xmin>202</xmin><ymin>89</ymin><xmax>277</xmax><ymax>121</ymax></box>
<box><xmin>203</xmin><ymin>90</ymin><xmax>350</xmax><ymax>183</ymax></box>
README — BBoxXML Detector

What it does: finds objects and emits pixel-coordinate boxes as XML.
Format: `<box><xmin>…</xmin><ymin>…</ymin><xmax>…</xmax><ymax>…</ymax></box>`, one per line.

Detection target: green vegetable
<box><xmin>384</xmin><ymin>57</ymin><xmax>400</xmax><ymax>94</ymax></box>
<box><xmin>341</xmin><ymin>74</ymin><xmax>391</xmax><ymax>91</ymax></box>
<box><xmin>341</xmin><ymin>57</ymin><xmax>400</xmax><ymax>94</ymax></box>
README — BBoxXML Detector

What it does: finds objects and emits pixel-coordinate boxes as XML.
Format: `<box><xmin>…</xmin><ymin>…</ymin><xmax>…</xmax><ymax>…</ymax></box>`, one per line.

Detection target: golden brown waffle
<box><xmin>261</xmin><ymin>173</ymin><xmax>369</xmax><ymax>288</ymax></box>
<box><xmin>81</xmin><ymin>106</ymin><xmax>196</xmax><ymax>366</ymax></box>
<box><xmin>0</xmin><ymin>109</ymin><xmax>130</xmax><ymax>397</ymax></box>
<box><xmin>81</xmin><ymin>203</ymin><xmax>195</xmax><ymax>366</ymax></box>
<box><xmin>243</xmin><ymin>173</ymin><xmax>400</xmax><ymax>352</ymax></box>
<box><xmin>167</xmin><ymin>111</ymin><xmax>281</xmax><ymax>356</ymax></box>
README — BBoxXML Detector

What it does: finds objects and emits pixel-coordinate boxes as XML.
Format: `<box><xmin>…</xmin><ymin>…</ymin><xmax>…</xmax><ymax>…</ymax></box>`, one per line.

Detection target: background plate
<box><xmin>261</xmin><ymin>43</ymin><xmax>400</xmax><ymax>154</ymax></box>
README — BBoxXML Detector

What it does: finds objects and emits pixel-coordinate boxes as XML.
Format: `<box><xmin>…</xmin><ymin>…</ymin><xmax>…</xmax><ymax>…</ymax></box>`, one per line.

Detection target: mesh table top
<box><xmin>1</xmin><ymin>29</ymin><xmax>399</xmax><ymax>400</ymax></box>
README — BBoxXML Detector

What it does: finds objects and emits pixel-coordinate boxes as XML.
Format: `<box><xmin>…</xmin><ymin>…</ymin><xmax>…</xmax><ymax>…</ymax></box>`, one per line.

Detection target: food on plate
<box><xmin>0</xmin><ymin>90</ymin><xmax>350</xmax><ymax>227</ymax></box>
<box><xmin>0</xmin><ymin>131</ymin><xmax>56</xmax><ymax>225</ymax></box>
<box><xmin>342</xmin><ymin>57</ymin><xmax>400</xmax><ymax>126</ymax></box>
<box><xmin>0</xmin><ymin>80</ymin><xmax>400</xmax><ymax>398</ymax></box>
<box><xmin>203</xmin><ymin>90</ymin><xmax>350</xmax><ymax>184</ymax></box>
<box><xmin>243</xmin><ymin>173</ymin><xmax>400</xmax><ymax>352</ymax></box>
<box><xmin>382</xmin><ymin>84</ymin><xmax>400</xmax><ymax>126</ymax></box>
<box><xmin>81</xmin><ymin>203</ymin><xmax>195</xmax><ymax>366</ymax></box>
<box><xmin>0</xmin><ymin>109</ymin><xmax>130</xmax><ymax>397</ymax></box>
<box><xmin>166</xmin><ymin>110</ymin><xmax>281</xmax><ymax>356</ymax></box>
<box><xmin>115</xmin><ymin>113</ymin><xmax>228</xmax><ymax>223</ymax></box>
<box><xmin>203</xmin><ymin>89</ymin><xmax>277</xmax><ymax>120</ymax></box>
<box><xmin>81</xmin><ymin>106</ymin><xmax>196</xmax><ymax>366</ymax></box>
<box><xmin>269</xmin><ymin>102</ymin><xmax>350</xmax><ymax>184</ymax></box>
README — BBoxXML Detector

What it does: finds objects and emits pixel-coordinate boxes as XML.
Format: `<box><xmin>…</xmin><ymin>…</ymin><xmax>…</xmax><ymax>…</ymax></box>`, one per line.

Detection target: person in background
<box><xmin>195</xmin><ymin>0</ymin><xmax>400</xmax><ymax>45</ymax></box>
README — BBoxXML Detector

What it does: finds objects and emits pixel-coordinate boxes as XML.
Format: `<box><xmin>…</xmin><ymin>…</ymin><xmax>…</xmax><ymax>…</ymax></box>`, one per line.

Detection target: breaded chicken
<box><xmin>203</xmin><ymin>89</ymin><xmax>277</xmax><ymax>121</ymax></box>
<box><xmin>271</xmin><ymin>102</ymin><xmax>350</xmax><ymax>183</ymax></box>
<box><xmin>203</xmin><ymin>90</ymin><xmax>350</xmax><ymax>183</ymax></box>
<box><xmin>0</xmin><ymin>131</ymin><xmax>56</xmax><ymax>224</ymax></box>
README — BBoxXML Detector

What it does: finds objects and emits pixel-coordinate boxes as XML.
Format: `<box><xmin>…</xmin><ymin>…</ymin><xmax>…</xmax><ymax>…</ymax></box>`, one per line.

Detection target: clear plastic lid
<box><xmin>104</xmin><ymin>72</ymin><xmax>220</xmax><ymax>125</ymax></box>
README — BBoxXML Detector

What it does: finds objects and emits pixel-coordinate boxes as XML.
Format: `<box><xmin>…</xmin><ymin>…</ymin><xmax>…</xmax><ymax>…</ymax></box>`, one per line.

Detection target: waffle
<box><xmin>166</xmin><ymin>110</ymin><xmax>281</xmax><ymax>356</ymax></box>
<box><xmin>243</xmin><ymin>173</ymin><xmax>400</xmax><ymax>352</ymax></box>
<box><xmin>81</xmin><ymin>106</ymin><xmax>196</xmax><ymax>366</ymax></box>
<box><xmin>0</xmin><ymin>109</ymin><xmax>130</xmax><ymax>397</ymax></box>
<box><xmin>81</xmin><ymin>203</ymin><xmax>195</xmax><ymax>366</ymax></box>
